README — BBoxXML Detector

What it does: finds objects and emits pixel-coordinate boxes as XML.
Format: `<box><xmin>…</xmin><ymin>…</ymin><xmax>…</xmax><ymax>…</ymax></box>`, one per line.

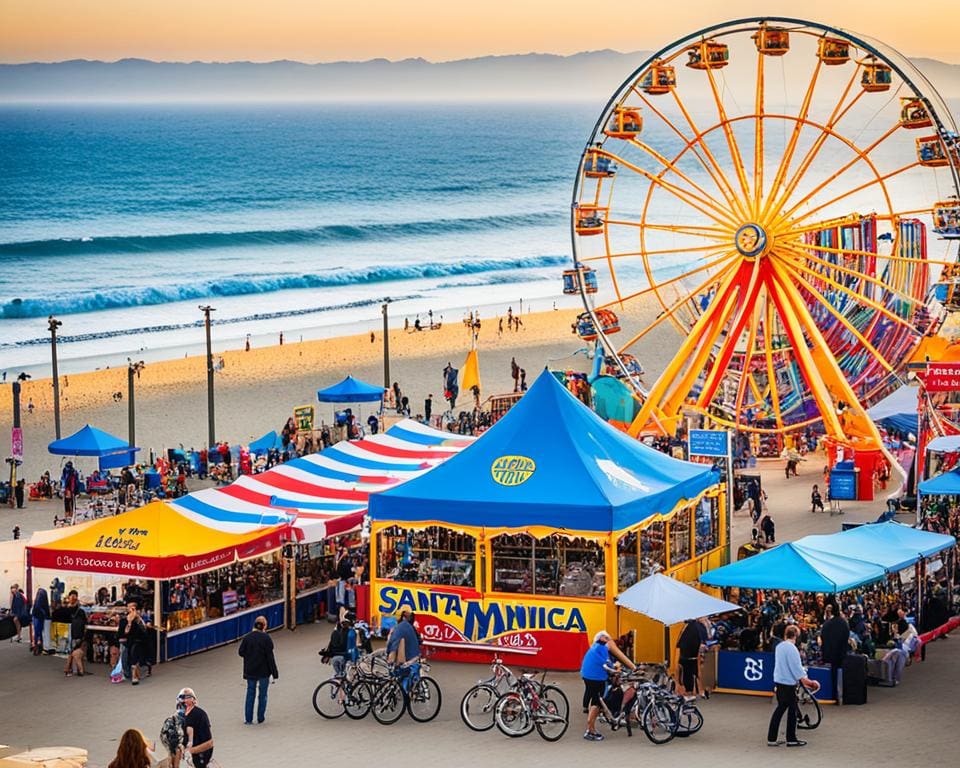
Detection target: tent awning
<box><xmin>919</xmin><ymin>468</ymin><xmax>960</xmax><ymax>496</ymax></box>
<box><xmin>48</xmin><ymin>424</ymin><xmax>139</xmax><ymax>458</ymax></box>
<box><xmin>615</xmin><ymin>573</ymin><xmax>741</xmax><ymax>625</ymax></box>
<box><xmin>797</xmin><ymin>522</ymin><xmax>955</xmax><ymax>571</ymax></box>
<box><xmin>700</xmin><ymin>542</ymin><xmax>886</xmax><ymax>593</ymax></box>
<box><xmin>926</xmin><ymin>435</ymin><xmax>960</xmax><ymax>453</ymax></box>
<box><xmin>28</xmin><ymin>501</ymin><xmax>289</xmax><ymax>579</ymax></box>
<box><xmin>317</xmin><ymin>375</ymin><xmax>384</xmax><ymax>403</ymax></box>
<box><xmin>867</xmin><ymin>385</ymin><xmax>918</xmax><ymax>433</ymax></box>
<box><xmin>370</xmin><ymin>370</ymin><xmax>720</xmax><ymax>533</ymax></box>
<box><xmin>249</xmin><ymin>430</ymin><xmax>282</xmax><ymax>455</ymax></box>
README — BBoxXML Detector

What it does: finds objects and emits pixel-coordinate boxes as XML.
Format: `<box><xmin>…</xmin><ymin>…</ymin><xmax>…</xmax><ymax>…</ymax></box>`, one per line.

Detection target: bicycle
<box><xmin>494</xmin><ymin>671</ymin><xmax>569</xmax><ymax>742</ymax></box>
<box><xmin>796</xmin><ymin>682</ymin><xmax>822</xmax><ymax>730</ymax></box>
<box><xmin>311</xmin><ymin>650</ymin><xmax>391</xmax><ymax>720</ymax></box>
<box><xmin>460</xmin><ymin>654</ymin><xmax>520</xmax><ymax>731</ymax></box>
<box><xmin>369</xmin><ymin>658</ymin><xmax>443</xmax><ymax>725</ymax></box>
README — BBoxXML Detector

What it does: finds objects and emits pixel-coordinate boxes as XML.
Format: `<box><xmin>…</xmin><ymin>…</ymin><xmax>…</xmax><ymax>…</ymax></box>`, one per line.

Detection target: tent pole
<box><xmin>154</xmin><ymin>580</ymin><xmax>161</xmax><ymax>664</ymax></box>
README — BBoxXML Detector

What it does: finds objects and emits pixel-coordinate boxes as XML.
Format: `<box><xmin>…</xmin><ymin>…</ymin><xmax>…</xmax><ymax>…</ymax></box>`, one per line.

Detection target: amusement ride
<box><xmin>566</xmin><ymin>17</ymin><xmax>960</xmax><ymax>477</ymax></box>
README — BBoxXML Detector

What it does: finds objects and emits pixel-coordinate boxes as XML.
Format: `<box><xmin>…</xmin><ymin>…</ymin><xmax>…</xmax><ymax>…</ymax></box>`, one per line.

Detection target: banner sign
<box><xmin>294</xmin><ymin>405</ymin><xmax>315</xmax><ymax>431</ymax></box>
<box><xmin>716</xmin><ymin>650</ymin><xmax>833</xmax><ymax>701</ymax></box>
<box><xmin>924</xmin><ymin>362</ymin><xmax>960</xmax><ymax>393</ymax></box>
<box><xmin>689</xmin><ymin>429</ymin><xmax>728</xmax><ymax>458</ymax></box>
<box><xmin>829</xmin><ymin>470</ymin><xmax>858</xmax><ymax>501</ymax></box>
<box><xmin>11</xmin><ymin>427</ymin><xmax>23</xmax><ymax>459</ymax></box>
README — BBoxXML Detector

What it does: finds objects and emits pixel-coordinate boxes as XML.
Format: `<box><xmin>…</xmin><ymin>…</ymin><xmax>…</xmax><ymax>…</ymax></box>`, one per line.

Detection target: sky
<box><xmin>1</xmin><ymin>0</ymin><xmax>958</xmax><ymax>64</ymax></box>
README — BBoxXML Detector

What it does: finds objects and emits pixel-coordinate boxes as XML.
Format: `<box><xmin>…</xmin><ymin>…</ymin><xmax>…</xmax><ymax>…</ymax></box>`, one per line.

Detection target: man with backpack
<box><xmin>320</xmin><ymin>615</ymin><xmax>356</xmax><ymax>678</ymax></box>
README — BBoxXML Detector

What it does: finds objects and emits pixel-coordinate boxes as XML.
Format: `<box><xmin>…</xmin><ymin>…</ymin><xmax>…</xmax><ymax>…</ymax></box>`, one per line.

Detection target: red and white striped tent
<box><xmin>167</xmin><ymin>420</ymin><xmax>473</xmax><ymax>542</ymax></box>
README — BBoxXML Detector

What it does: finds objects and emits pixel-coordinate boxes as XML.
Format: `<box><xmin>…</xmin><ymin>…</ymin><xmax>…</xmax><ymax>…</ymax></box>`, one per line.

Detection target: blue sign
<box><xmin>689</xmin><ymin>429</ymin><xmax>728</xmax><ymax>458</ymax></box>
<box><xmin>716</xmin><ymin>651</ymin><xmax>834</xmax><ymax>701</ymax></box>
<box><xmin>830</xmin><ymin>470</ymin><xmax>858</xmax><ymax>500</ymax></box>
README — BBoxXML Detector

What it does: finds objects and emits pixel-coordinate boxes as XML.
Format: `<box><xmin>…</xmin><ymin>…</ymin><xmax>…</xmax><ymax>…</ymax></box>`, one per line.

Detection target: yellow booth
<box><xmin>368</xmin><ymin>371</ymin><xmax>727</xmax><ymax>670</ymax></box>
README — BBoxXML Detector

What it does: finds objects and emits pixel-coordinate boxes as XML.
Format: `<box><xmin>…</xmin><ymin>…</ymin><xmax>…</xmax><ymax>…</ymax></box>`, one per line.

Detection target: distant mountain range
<box><xmin>2</xmin><ymin>51</ymin><xmax>959</xmax><ymax>102</ymax></box>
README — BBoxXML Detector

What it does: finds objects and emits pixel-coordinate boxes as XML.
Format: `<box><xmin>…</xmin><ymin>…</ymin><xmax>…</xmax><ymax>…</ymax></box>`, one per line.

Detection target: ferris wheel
<box><xmin>569</xmin><ymin>17</ymin><xmax>960</xmax><ymax>452</ymax></box>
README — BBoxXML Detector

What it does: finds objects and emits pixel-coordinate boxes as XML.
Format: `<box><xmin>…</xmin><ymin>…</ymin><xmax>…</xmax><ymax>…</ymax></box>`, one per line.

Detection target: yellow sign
<box><xmin>294</xmin><ymin>405</ymin><xmax>315</xmax><ymax>431</ymax></box>
<box><xmin>491</xmin><ymin>455</ymin><xmax>536</xmax><ymax>486</ymax></box>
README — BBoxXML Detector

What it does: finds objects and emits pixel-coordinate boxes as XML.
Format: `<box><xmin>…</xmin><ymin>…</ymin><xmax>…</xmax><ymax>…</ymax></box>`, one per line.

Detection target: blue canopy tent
<box><xmin>48</xmin><ymin>424</ymin><xmax>139</xmax><ymax>470</ymax></box>
<box><xmin>699</xmin><ymin>542</ymin><xmax>886</xmax><ymax>593</ymax></box>
<box><xmin>249</xmin><ymin>430</ymin><xmax>283</xmax><ymax>456</ymax></box>
<box><xmin>918</xmin><ymin>468</ymin><xmax>960</xmax><ymax>496</ymax></box>
<box><xmin>317</xmin><ymin>375</ymin><xmax>384</xmax><ymax>403</ymax></box>
<box><xmin>796</xmin><ymin>531</ymin><xmax>922</xmax><ymax>573</ymax></box>
<box><xmin>370</xmin><ymin>369</ymin><xmax>719</xmax><ymax>533</ymax></box>
<box><xmin>866</xmin><ymin>384</ymin><xmax>918</xmax><ymax>435</ymax></box>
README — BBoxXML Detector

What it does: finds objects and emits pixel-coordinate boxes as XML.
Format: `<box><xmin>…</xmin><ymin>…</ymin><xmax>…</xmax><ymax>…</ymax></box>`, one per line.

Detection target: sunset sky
<box><xmin>2</xmin><ymin>0</ymin><xmax>958</xmax><ymax>64</ymax></box>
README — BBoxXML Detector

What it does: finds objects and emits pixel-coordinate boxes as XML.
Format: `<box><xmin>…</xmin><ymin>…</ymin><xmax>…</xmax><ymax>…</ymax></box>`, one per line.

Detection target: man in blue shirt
<box><xmin>768</xmin><ymin>625</ymin><xmax>819</xmax><ymax>747</ymax></box>
<box><xmin>386</xmin><ymin>609</ymin><xmax>420</xmax><ymax>666</ymax></box>
<box><xmin>581</xmin><ymin>630</ymin><xmax>635</xmax><ymax>741</ymax></box>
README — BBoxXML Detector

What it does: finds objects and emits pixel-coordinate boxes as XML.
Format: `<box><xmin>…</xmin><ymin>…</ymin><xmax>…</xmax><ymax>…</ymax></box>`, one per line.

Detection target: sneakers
<box><xmin>767</xmin><ymin>740</ymin><xmax>784</xmax><ymax>747</ymax></box>
<box><xmin>786</xmin><ymin>740</ymin><xmax>808</xmax><ymax>747</ymax></box>
<box><xmin>583</xmin><ymin>731</ymin><xmax>604</xmax><ymax>741</ymax></box>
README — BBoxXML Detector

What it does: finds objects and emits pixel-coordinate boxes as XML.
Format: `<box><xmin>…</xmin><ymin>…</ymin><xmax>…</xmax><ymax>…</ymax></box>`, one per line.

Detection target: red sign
<box><xmin>924</xmin><ymin>362</ymin><xmax>960</xmax><ymax>393</ymax></box>
<box><xmin>11</xmin><ymin>427</ymin><xmax>23</xmax><ymax>459</ymax></box>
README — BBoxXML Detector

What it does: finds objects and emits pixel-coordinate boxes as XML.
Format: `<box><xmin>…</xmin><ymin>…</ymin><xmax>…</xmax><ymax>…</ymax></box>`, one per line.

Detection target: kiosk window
<box><xmin>669</xmin><ymin>508</ymin><xmax>692</xmax><ymax>566</ymax></box>
<box><xmin>640</xmin><ymin>521</ymin><xmax>666</xmax><ymax>577</ymax></box>
<box><xmin>376</xmin><ymin>526</ymin><xmax>476</xmax><ymax>587</ymax></box>
<box><xmin>491</xmin><ymin>533</ymin><xmax>534</xmax><ymax>593</ymax></box>
<box><xmin>617</xmin><ymin>531</ymin><xmax>639</xmax><ymax>592</ymax></box>
<box><xmin>695</xmin><ymin>497</ymin><xmax>719</xmax><ymax>556</ymax></box>
<box><xmin>492</xmin><ymin>534</ymin><xmax>604</xmax><ymax>597</ymax></box>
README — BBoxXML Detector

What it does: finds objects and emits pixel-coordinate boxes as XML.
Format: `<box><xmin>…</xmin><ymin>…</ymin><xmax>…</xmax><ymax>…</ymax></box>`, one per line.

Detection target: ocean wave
<box><xmin>4</xmin><ymin>294</ymin><xmax>420</xmax><ymax>347</ymax></box>
<box><xmin>1</xmin><ymin>255</ymin><xmax>568</xmax><ymax>319</ymax></box>
<box><xmin>0</xmin><ymin>211</ymin><xmax>564</xmax><ymax>258</ymax></box>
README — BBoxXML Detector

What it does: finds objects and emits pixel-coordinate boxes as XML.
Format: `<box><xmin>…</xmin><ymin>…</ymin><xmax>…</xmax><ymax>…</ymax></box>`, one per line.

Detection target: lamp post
<box><xmin>381</xmin><ymin>300</ymin><xmax>391</xmax><ymax>392</ymax></box>
<box><xmin>127</xmin><ymin>359</ymin><xmax>145</xmax><ymax>447</ymax></box>
<box><xmin>47</xmin><ymin>315</ymin><xmax>63</xmax><ymax>439</ymax></box>
<box><xmin>199</xmin><ymin>305</ymin><xmax>216</xmax><ymax>448</ymax></box>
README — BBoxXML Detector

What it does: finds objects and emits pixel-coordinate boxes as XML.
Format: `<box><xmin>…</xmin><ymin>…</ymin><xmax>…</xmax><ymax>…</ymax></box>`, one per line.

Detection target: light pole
<box><xmin>47</xmin><ymin>315</ymin><xmax>63</xmax><ymax>439</ymax></box>
<box><xmin>381</xmin><ymin>300</ymin><xmax>391</xmax><ymax>391</ymax></box>
<box><xmin>7</xmin><ymin>381</ymin><xmax>22</xmax><ymax>507</ymax></box>
<box><xmin>127</xmin><ymin>359</ymin><xmax>145</xmax><ymax>447</ymax></box>
<box><xmin>199</xmin><ymin>305</ymin><xmax>216</xmax><ymax>448</ymax></box>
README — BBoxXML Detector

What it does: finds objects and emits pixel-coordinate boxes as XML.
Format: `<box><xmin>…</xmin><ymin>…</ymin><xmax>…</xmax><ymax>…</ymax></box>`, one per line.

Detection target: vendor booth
<box><xmin>368</xmin><ymin>370</ymin><xmax>727</xmax><ymax>670</ymax></box>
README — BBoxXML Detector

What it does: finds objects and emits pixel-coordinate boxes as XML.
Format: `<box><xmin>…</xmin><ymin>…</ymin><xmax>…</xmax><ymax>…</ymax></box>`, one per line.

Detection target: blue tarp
<box><xmin>317</xmin><ymin>375</ymin><xmax>383</xmax><ymax>403</ymax></box>
<box><xmin>848</xmin><ymin>521</ymin><xmax>955</xmax><ymax>558</ymax></box>
<box><xmin>48</xmin><ymin>424</ymin><xmax>139</xmax><ymax>458</ymax></box>
<box><xmin>919</xmin><ymin>468</ymin><xmax>960</xmax><ymax>496</ymax></box>
<box><xmin>370</xmin><ymin>369</ymin><xmax>719</xmax><ymax>533</ymax></box>
<box><xmin>249</xmin><ymin>430</ymin><xmax>282</xmax><ymax>455</ymax></box>
<box><xmin>699</xmin><ymin>542</ymin><xmax>886</xmax><ymax>593</ymax></box>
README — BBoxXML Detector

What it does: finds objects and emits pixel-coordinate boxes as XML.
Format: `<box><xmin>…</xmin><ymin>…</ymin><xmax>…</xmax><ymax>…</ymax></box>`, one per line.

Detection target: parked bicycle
<box><xmin>460</xmin><ymin>655</ymin><xmax>520</xmax><ymax>731</ymax></box>
<box><xmin>311</xmin><ymin>649</ymin><xmax>391</xmax><ymax>720</ymax></box>
<box><xmin>369</xmin><ymin>658</ymin><xmax>443</xmax><ymax>725</ymax></box>
<box><xmin>494</xmin><ymin>670</ymin><xmax>569</xmax><ymax>742</ymax></box>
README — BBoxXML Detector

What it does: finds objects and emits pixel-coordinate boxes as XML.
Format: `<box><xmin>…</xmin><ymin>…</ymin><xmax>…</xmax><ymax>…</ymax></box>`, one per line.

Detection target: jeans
<box><xmin>767</xmin><ymin>683</ymin><xmax>799</xmax><ymax>743</ymax></box>
<box><xmin>31</xmin><ymin>617</ymin><xmax>44</xmax><ymax>651</ymax></box>
<box><xmin>245</xmin><ymin>676</ymin><xmax>270</xmax><ymax>723</ymax></box>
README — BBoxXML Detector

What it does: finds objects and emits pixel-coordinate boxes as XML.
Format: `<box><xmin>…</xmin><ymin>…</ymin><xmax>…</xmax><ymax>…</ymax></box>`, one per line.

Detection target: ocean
<box><xmin>0</xmin><ymin>103</ymin><xmax>598</xmax><ymax>374</ymax></box>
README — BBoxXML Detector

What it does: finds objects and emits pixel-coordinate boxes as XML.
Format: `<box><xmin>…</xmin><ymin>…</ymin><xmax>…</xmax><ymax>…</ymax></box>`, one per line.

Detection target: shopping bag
<box><xmin>110</xmin><ymin>658</ymin><xmax>125</xmax><ymax>683</ymax></box>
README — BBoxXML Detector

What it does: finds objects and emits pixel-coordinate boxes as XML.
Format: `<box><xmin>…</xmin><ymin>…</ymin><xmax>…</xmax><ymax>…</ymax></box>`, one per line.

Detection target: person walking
<box><xmin>119</xmin><ymin>601</ymin><xmax>147</xmax><ymax>685</ymax></box>
<box><xmin>238</xmin><ymin>615</ymin><xmax>279</xmax><ymax>724</ymax></box>
<box><xmin>581</xmin><ymin>630</ymin><xmax>635</xmax><ymax>741</ymax></box>
<box><xmin>510</xmin><ymin>357</ymin><xmax>520</xmax><ymax>392</ymax></box>
<box><xmin>767</xmin><ymin>625</ymin><xmax>818</xmax><ymax>747</ymax></box>
<box><xmin>811</xmin><ymin>484</ymin><xmax>824</xmax><ymax>513</ymax></box>
<box><xmin>8</xmin><ymin>583</ymin><xmax>27</xmax><ymax>642</ymax></box>
<box><xmin>30</xmin><ymin>587</ymin><xmax>49</xmax><ymax>656</ymax></box>
<box><xmin>424</xmin><ymin>394</ymin><xmax>433</xmax><ymax>424</ymax></box>
<box><xmin>180</xmin><ymin>687</ymin><xmax>215</xmax><ymax>768</ymax></box>
<box><xmin>819</xmin><ymin>605</ymin><xmax>850</xmax><ymax>701</ymax></box>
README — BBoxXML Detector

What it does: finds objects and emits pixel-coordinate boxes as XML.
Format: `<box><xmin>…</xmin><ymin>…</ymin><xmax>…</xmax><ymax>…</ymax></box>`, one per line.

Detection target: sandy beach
<box><xmin>0</xmin><ymin>301</ymin><xmax>677</xmax><ymax>480</ymax></box>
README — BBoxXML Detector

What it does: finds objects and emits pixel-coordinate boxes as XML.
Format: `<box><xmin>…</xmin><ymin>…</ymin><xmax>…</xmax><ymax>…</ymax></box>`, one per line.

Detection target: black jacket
<box><xmin>820</xmin><ymin>616</ymin><xmax>850</xmax><ymax>664</ymax></box>
<box><xmin>238</xmin><ymin>629</ymin><xmax>279</xmax><ymax>680</ymax></box>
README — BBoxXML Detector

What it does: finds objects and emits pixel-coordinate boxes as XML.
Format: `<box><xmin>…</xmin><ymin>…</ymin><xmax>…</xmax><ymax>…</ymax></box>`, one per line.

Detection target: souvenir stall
<box><xmin>368</xmin><ymin>370</ymin><xmax>727</xmax><ymax>670</ymax></box>
<box><xmin>700</xmin><ymin>523</ymin><xmax>956</xmax><ymax>701</ymax></box>
<box><xmin>27</xmin><ymin>501</ymin><xmax>290</xmax><ymax>661</ymax></box>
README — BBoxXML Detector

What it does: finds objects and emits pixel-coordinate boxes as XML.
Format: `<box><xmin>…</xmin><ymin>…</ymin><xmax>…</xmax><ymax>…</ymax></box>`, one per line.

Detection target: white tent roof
<box><xmin>615</xmin><ymin>573</ymin><xmax>741</xmax><ymax>625</ymax></box>
<box><xmin>867</xmin><ymin>385</ymin><xmax>918</xmax><ymax>422</ymax></box>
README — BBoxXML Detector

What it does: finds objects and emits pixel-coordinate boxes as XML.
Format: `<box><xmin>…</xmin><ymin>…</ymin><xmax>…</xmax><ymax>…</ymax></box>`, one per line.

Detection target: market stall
<box><xmin>368</xmin><ymin>370</ymin><xmax>727</xmax><ymax>670</ymax></box>
<box><xmin>27</xmin><ymin>501</ymin><xmax>290</xmax><ymax>661</ymax></box>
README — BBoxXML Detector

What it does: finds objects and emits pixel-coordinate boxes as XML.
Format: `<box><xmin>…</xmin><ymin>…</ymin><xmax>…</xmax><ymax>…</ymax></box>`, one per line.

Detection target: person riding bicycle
<box><xmin>386</xmin><ymin>608</ymin><xmax>421</xmax><ymax>670</ymax></box>
<box><xmin>581</xmin><ymin>630</ymin><xmax>635</xmax><ymax>741</ymax></box>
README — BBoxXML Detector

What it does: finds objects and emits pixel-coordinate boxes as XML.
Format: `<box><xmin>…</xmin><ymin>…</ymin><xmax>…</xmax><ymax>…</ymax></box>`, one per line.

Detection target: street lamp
<box><xmin>381</xmin><ymin>300</ymin><xmax>391</xmax><ymax>391</ymax></box>
<box><xmin>127</xmin><ymin>359</ymin><xmax>145</xmax><ymax>447</ymax></box>
<box><xmin>199</xmin><ymin>305</ymin><xmax>216</xmax><ymax>448</ymax></box>
<box><xmin>47</xmin><ymin>315</ymin><xmax>63</xmax><ymax>439</ymax></box>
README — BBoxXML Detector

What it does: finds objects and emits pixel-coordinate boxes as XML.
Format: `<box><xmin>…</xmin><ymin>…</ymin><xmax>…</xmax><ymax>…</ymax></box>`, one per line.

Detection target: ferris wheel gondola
<box><xmin>569</xmin><ymin>16</ymin><xmax>960</xmax><ymax>455</ymax></box>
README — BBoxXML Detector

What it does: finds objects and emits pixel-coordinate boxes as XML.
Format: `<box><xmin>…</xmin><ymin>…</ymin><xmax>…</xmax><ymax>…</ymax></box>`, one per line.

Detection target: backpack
<box><xmin>160</xmin><ymin>713</ymin><xmax>183</xmax><ymax>754</ymax></box>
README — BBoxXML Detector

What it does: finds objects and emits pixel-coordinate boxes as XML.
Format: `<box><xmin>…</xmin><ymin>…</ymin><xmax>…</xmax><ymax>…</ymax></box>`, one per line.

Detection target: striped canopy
<box><xmin>167</xmin><ymin>420</ymin><xmax>473</xmax><ymax>542</ymax></box>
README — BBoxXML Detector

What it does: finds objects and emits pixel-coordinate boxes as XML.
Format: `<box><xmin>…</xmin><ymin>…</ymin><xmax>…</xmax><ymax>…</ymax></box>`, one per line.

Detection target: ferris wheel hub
<box><xmin>734</xmin><ymin>222</ymin><xmax>769</xmax><ymax>258</ymax></box>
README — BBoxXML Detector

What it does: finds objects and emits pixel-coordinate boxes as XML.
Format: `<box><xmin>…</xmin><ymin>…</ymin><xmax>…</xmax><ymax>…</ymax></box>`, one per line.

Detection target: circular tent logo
<box><xmin>491</xmin><ymin>455</ymin><xmax>536</xmax><ymax>486</ymax></box>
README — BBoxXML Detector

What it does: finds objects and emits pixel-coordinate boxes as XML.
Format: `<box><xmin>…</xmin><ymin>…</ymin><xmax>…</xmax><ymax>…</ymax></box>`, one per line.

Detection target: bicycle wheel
<box><xmin>408</xmin><ymin>676</ymin><xmax>442</xmax><ymax>723</ymax></box>
<box><xmin>796</xmin><ymin>687</ymin><xmax>822</xmax><ymax>730</ymax></box>
<box><xmin>641</xmin><ymin>699</ymin><xmax>678</xmax><ymax>744</ymax></box>
<box><xmin>461</xmin><ymin>684</ymin><xmax>499</xmax><ymax>731</ymax></box>
<box><xmin>495</xmin><ymin>692</ymin><xmax>534</xmax><ymax>738</ymax></box>
<box><xmin>673</xmin><ymin>704</ymin><xmax>703</xmax><ymax>737</ymax></box>
<box><xmin>371</xmin><ymin>679</ymin><xmax>407</xmax><ymax>725</ymax></box>
<box><xmin>312</xmin><ymin>679</ymin><xmax>346</xmax><ymax>719</ymax></box>
<box><xmin>344</xmin><ymin>681</ymin><xmax>373</xmax><ymax>720</ymax></box>
<box><xmin>534</xmin><ymin>686</ymin><xmax>570</xmax><ymax>742</ymax></box>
